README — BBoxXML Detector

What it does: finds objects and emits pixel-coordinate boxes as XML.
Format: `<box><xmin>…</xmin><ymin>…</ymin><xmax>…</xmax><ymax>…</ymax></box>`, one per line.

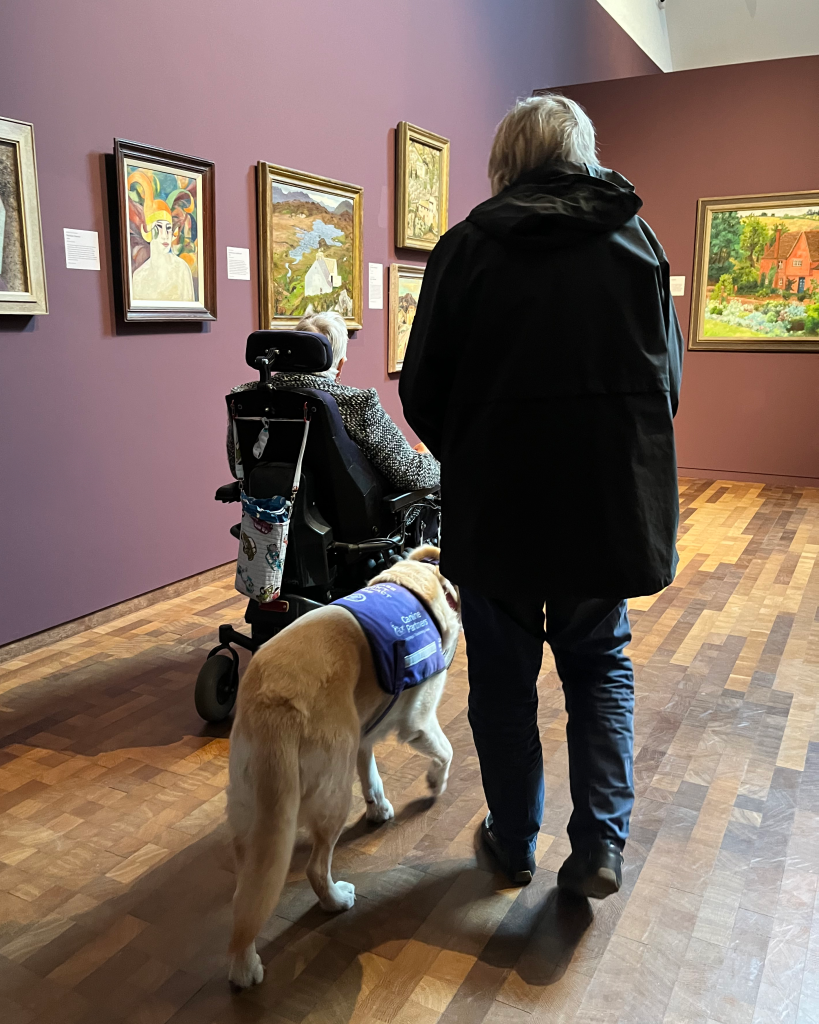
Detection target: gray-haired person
<box><xmin>228</xmin><ymin>311</ymin><xmax>438</xmax><ymax>492</ymax></box>
<box><xmin>400</xmin><ymin>94</ymin><xmax>684</xmax><ymax>895</ymax></box>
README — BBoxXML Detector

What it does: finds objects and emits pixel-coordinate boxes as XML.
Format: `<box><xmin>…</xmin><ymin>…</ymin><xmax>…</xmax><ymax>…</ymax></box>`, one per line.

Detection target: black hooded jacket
<box><xmin>399</xmin><ymin>162</ymin><xmax>684</xmax><ymax>600</ymax></box>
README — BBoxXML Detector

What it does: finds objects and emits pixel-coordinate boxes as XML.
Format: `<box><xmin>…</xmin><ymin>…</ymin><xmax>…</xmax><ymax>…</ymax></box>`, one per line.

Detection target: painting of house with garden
<box><xmin>699</xmin><ymin>201</ymin><xmax>819</xmax><ymax>345</ymax></box>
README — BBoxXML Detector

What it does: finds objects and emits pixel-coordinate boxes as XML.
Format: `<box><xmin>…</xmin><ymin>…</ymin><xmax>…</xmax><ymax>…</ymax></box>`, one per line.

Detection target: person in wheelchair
<box><xmin>227</xmin><ymin>311</ymin><xmax>439</xmax><ymax>492</ymax></box>
<box><xmin>195</xmin><ymin>317</ymin><xmax>442</xmax><ymax>723</ymax></box>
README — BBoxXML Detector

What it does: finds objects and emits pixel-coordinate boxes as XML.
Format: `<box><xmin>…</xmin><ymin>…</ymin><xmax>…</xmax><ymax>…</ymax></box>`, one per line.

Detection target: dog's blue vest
<box><xmin>333</xmin><ymin>582</ymin><xmax>445</xmax><ymax>695</ymax></box>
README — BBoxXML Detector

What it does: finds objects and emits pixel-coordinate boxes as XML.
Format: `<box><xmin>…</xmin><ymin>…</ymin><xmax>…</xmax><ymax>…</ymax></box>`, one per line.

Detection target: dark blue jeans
<box><xmin>461</xmin><ymin>587</ymin><xmax>635</xmax><ymax>858</ymax></box>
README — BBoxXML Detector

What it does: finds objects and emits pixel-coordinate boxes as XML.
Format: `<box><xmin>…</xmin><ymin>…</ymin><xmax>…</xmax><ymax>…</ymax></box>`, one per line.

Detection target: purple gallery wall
<box><xmin>562</xmin><ymin>57</ymin><xmax>819</xmax><ymax>487</ymax></box>
<box><xmin>0</xmin><ymin>0</ymin><xmax>657</xmax><ymax>645</ymax></box>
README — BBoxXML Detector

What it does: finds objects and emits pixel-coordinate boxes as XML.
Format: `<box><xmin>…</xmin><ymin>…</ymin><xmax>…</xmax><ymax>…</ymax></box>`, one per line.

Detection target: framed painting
<box><xmin>690</xmin><ymin>190</ymin><xmax>819</xmax><ymax>352</ymax></box>
<box><xmin>0</xmin><ymin>116</ymin><xmax>48</xmax><ymax>315</ymax></box>
<box><xmin>388</xmin><ymin>263</ymin><xmax>424</xmax><ymax>373</ymax></box>
<box><xmin>257</xmin><ymin>162</ymin><xmax>363</xmax><ymax>331</ymax></box>
<box><xmin>114</xmin><ymin>139</ymin><xmax>216</xmax><ymax>321</ymax></box>
<box><xmin>395</xmin><ymin>122</ymin><xmax>449</xmax><ymax>252</ymax></box>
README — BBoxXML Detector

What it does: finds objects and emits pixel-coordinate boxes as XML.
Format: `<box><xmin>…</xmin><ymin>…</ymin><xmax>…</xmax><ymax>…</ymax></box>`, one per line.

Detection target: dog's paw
<box><xmin>228</xmin><ymin>948</ymin><xmax>264</xmax><ymax>990</ymax></box>
<box><xmin>320</xmin><ymin>880</ymin><xmax>356</xmax><ymax>913</ymax></box>
<box><xmin>427</xmin><ymin>764</ymin><xmax>450</xmax><ymax>797</ymax></box>
<box><xmin>365</xmin><ymin>797</ymin><xmax>394</xmax><ymax>824</ymax></box>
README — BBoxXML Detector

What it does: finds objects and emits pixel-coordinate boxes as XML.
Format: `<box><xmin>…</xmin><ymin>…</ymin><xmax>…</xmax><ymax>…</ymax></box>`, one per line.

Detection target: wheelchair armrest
<box><xmin>215</xmin><ymin>481</ymin><xmax>241</xmax><ymax>503</ymax></box>
<box><xmin>382</xmin><ymin>485</ymin><xmax>440</xmax><ymax>515</ymax></box>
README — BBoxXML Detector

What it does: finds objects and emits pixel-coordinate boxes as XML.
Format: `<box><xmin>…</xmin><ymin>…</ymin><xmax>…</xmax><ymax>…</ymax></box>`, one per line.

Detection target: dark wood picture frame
<box><xmin>114</xmin><ymin>139</ymin><xmax>216</xmax><ymax>322</ymax></box>
<box><xmin>690</xmin><ymin>190</ymin><xmax>819</xmax><ymax>352</ymax></box>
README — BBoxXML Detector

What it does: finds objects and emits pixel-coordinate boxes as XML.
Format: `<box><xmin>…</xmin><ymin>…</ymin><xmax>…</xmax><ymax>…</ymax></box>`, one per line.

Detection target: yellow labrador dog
<box><xmin>227</xmin><ymin>546</ymin><xmax>460</xmax><ymax>989</ymax></box>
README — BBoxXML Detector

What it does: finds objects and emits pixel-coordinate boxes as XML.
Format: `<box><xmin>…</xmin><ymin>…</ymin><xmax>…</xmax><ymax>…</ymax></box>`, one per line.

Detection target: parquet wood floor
<box><xmin>1</xmin><ymin>477</ymin><xmax>819</xmax><ymax>1024</ymax></box>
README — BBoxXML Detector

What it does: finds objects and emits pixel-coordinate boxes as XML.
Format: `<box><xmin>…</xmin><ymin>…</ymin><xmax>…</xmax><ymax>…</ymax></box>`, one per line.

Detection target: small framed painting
<box><xmin>690</xmin><ymin>190</ymin><xmax>819</xmax><ymax>352</ymax></box>
<box><xmin>0</xmin><ymin>116</ymin><xmax>48</xmax><ymax>315</ymax></box>
<box><xmin>395</xmin><ymin>122</ymin><xmax>449</xmax><ymax>251</ymax></box>
<box><xmin>114</xmin><ymin>139</ymin><xmax>216</xmax><ymax>321</ymax></box>
<box><xmin>388</xmin><ymin>263</ymin><xmax>424</xmax><ymax>373</ymax></box>
<box><xmin>257</xmin><ymin>162</ymin><xmax>363</xmax><ymax>331</ymax></box>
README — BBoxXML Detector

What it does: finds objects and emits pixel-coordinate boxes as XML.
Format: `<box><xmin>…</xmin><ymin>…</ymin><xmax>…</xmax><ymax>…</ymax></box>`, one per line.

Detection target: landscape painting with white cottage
<box><xmin>269</xmin><ymin>181</ymin><xmax>355</xmax><ymax>319</ymax></box>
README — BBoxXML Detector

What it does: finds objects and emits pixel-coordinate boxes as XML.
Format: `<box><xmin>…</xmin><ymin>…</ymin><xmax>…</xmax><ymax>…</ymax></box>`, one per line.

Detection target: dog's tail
<box><xmin>228</xmin><ymin>731</ymin><xmax>300</xmax><ymax>958</ymax></box>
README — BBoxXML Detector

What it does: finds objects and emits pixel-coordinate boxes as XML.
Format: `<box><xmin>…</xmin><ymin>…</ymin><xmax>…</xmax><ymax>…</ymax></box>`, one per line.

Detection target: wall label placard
<box><xmin>227</xmin><ymin>247</ymin><xmax>251</xmax><ymax>280</ymax></box>
<box><xmin>64</xmin><ymin>229</ymin><xmax>100</xmax><ymax>271</ymax></box>
<box><xmin>368</xmin><ymin>262</ymin><xmax>384</xmax><ymax>309</ymax></box>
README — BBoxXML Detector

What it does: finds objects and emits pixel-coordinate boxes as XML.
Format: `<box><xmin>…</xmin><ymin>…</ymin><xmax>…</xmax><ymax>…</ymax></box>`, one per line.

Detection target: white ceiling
<box><xmin>596</xmin><ymin>0</ymin><xmax>819</xmax><ymax>73</ymax></box>
<box><xmin>595</xmin><ymin>0</ymin><xmax>672</xmax><ymax>71</ymax></box>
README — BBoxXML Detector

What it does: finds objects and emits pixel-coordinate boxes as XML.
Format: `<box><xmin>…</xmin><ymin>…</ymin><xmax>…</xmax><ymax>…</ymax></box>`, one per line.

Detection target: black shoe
<box><xmin>557</xmin><ymin>840</ymin><xmax>623</xmax><ymax>899</ymax></box>
<box><xmin>480</xmin><ymin>814</ymin><xmax>536</xmax><ymax>886</ymax></box>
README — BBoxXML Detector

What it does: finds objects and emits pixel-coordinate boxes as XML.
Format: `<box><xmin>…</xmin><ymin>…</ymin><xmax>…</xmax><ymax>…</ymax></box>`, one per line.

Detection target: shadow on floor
<box><xmin>1</xmin><ymin>811</ymin><xmax>595</xmax><ymax>1024</ymax></box>
<box><xmin>0</xmin><ymin>641</ymin><xmax>247</xmax><ymax>757</ymax></box>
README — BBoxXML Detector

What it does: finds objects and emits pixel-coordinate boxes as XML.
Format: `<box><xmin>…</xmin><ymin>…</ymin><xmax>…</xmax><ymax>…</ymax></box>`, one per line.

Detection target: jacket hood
<box><xmin>467</xmin><ymin>162</ymin><xmax>642</xmax><ymax>246</ymax></box>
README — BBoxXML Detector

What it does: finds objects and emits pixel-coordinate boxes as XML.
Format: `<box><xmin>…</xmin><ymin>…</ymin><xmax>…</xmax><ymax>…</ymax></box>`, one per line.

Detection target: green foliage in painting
<box><xmin>739</xmin><ymin>217</ymin><xmax>768</xmax><ymax>266</ymax></box>
<box><xmin>731</xmin><ymin>260</ymin><xmax>760</xmax><ymax>294</ymax></box>
<box><xmin>707</xmin><ymin>210</ymin><xmax>742</xmax><ymax>283</ymax></box>
<box><xmin>805</xmin><ymin>302</ymin><xmax>819</xmax><ymax>335</ymax></box>
<box><xmin>711</xmin><ymin>273</ymin><xmax>734</xmax><ymax>307</ymax></box>
<box><xmin>702</xmin><ymin>319</ymin><xmax>767</xmax><ymax>338</ymax></box>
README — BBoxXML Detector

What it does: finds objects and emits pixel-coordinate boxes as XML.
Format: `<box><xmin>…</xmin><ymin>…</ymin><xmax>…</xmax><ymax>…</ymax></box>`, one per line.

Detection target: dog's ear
<box><xmin>406</xmin><ymin>544</ymin><xmax>441</xmax><ymax>563</ymax></box>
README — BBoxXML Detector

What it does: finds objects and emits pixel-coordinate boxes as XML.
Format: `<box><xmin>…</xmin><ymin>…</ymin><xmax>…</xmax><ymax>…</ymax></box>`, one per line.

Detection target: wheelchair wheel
<box><xmin>195</xmin><ymin>653</ymin><xmax>238</xmax><ymax>722</ymax></box>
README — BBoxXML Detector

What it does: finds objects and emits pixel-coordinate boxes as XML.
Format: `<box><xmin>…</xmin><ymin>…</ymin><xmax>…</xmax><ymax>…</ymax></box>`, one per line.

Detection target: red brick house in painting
<box><xmin>759</xmin><ymin>229</ymin><xmax>819</xmax><ymax>293</ymax></box>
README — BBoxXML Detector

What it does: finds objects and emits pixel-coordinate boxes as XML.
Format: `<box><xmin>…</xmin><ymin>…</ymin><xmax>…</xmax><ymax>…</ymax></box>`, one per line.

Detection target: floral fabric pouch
<box><xmin>235</xmin><ymin>493</ymin><xmax>292</xmax><ymax>603</ymax></box>
<box><xmin>233</xmin><ymin>406</ymin><xmax>310</xmax><ymax>604</ymax></box>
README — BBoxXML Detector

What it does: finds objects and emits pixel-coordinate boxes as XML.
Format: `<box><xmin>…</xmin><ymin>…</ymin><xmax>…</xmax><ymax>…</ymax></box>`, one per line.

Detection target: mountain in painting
<box><xmin>272</xmin><ymin>186</ymin><xmax>336</xmax><ymax>212</ymax></box>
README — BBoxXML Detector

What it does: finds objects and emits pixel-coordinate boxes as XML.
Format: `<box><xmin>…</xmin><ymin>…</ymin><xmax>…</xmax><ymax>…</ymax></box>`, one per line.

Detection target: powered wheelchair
<box><xmin>194</xmin><ymin>329</ymin><xmax>440</xmax><ymax>722</ymax></box>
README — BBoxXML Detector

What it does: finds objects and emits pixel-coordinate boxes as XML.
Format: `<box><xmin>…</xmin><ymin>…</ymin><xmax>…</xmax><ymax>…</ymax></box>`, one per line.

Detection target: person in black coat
<box><xmin>399</xmin><ymin>93</ymin><xmax>684</xmax><ymax>896</ymax></box>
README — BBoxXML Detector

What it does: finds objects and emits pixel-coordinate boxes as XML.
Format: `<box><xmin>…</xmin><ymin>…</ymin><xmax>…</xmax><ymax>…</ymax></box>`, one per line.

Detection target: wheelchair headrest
<box><xmin>245</xmin><ymin>330</ymin><xmax>333</xmax><ymax>373</ymax></box>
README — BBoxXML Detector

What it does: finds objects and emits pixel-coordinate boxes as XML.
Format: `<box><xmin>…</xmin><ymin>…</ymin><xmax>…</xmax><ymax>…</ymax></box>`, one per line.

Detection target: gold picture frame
<box><xmin>690</xmin><ymin>190</ymin><xmax>819</xmax><ymax>352</ymax></box>
<box><xmin>0</xmin><ymin>116</ymin><xmax>48</xmax><ymax>315</ymax></box>
<box><xmin>257</xmin><ymin>162</ymin><xmax>363</xmax><ymax>331</ymax></box>
<box><xmin>388</xmin><ymin>263</ymin><xmax>424</xmax><ymax>373</ymax></box>
<box><xmin>395</xmin><ymin>122</ymin><xmax>449</xmax><ymax>251</ymax></box>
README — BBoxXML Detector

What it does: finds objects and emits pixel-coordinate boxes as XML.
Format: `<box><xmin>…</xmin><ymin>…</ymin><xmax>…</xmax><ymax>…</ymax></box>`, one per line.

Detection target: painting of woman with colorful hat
<box><xmin>115</xmin><ymin>141</ymin><xmax>215</xmax><ymax>320</ymax></box>
<box><xmin>127</xmin><ymin>167</ymin><xmax>197</xmax><ymax>302</ymax></box>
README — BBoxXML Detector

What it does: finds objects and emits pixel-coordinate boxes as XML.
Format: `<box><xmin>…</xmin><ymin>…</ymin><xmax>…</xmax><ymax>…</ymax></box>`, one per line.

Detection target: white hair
<box><xmin>296</xmin><ymin>311</ymin><xmax>348</xmax><ymax>379</ymax></box>
<box><xmin>488</xmin><ymin>93</ymin><xmax>598</xmax><ymax>196</ymax></box>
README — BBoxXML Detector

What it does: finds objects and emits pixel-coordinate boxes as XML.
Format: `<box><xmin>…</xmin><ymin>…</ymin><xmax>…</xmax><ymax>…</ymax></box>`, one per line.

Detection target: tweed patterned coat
<box><xmin>227</xmin><ymin>372</ymin><xmax>439</xmax><ymax>492</ymax></box>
